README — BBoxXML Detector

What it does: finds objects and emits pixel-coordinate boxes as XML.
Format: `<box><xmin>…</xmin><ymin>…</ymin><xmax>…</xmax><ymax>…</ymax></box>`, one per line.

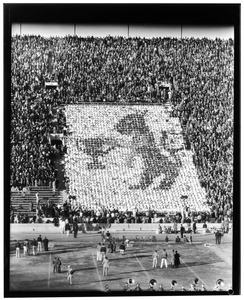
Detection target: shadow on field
<box><xmin>73</xmin><ymin>267</ymin><xmax>96</xmax><ymax>272</ymax></box>
<box><xmin>56</xmin><ymin>266</ymin><xmax>96</xmax><ymax>273</ymax></box>
<box><xmin>108</xmin><ymin>254</ymin><xmax>151</xmax><ymax>261</ymax></box>
<box><xmin>180</xmin><ymin>260</ymin><xmax>224</xmax><ymax>267</ymax></box>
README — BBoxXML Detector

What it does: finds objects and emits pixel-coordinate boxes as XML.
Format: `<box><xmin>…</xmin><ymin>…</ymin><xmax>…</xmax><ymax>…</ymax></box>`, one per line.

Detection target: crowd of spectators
<box><xmin>11</xmin><ymin>195</ymin><xmax>231</xmax><ymax>226</ymax></box>
<box><xmin>169</xmin><ymin>38</ymin><xmax>233</xmax><ymax>219</ymax></box>
<box><xmin>64</xmin><ymin>104</ymin><xmax>208</xmax><ymax>213</ymax></box>
<box><xmin>11</xmin><ymin>35</ymin><xmax>233</xmax><ymax>220</ymax></box>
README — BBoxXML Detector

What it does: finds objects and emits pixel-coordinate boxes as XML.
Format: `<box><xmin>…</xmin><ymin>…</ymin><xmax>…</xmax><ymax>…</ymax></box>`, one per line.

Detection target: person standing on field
<box><xmin>56</xmin><ymin>257</ymin><xmax>62</xmax><ymax>273</ymax></box>
<box><xmin>67</xmin><ymin>265</ymin><xmax>75</xmax><ymax>285</ymax></box>
<box><xmin>43</xmin><ymin>237</ymin><xmax>49</xmax><ymax>251</ymax></box>
<box><xmin>23</xmin><ymin>240</ymin><xmax>28</xmax><ymax>256</ymax></box>
<box><xmin>180</xmin><ymin>224</ymin><xmax>184</xmax><ymax>238</ymax></box>
<box><xmin>171</xmin><ymin>249</ymin><xmax>175</xmax><ymax>268</ymax></box>
<box><xmin>37</xmin><ymin>235</ymin><xmax>42</xmax><ymax>252</ymax></box>
<box><xmin>15</xmin><ymin>240</ymin><xmax>21</xmax><ymax>258</ymax></box>
<box><xmin>53</xmin><ymin>257</ymin><xmax>58</xmax><ymax>273</ymax></box>
<box><xmin>32</xmin><ymin>238</ymin><xmax>38</xmax><ymax>256</ymax></box>
<box><xmin>152</xmin><ymin>250</ymin><xmax>159</xmax><ymax>268</ymax></box>
<box><xmin>174</xmin><ymin>250</ymin><xmax>180</xmax><ymax>268</ymax></box>
<box><xmin>73</xmin><ymin>220</ymin><xmax>78</xmax><ymax>238</ymax></box>
<box><xmin>96</xmin><ymin>243</ymin><xmax>102</xmax><ymax>261</ymax></box>
<box><xmin>160</xmin><ymin>249</ymin><xmax>168</xmax><ymax>268</ymax></box>
<box><xmin>102</xmin><ymin>256</ymin><xmax>109</xmax><ymax>276</ymax></box>
<box><xmin>100</xmin><ymin>243</ymin><xmax>107</xmax><ymax>261</ymax></box>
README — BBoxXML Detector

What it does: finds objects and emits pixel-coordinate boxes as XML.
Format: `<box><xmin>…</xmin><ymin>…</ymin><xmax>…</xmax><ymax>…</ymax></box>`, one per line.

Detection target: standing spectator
<box><xmin>37</xmin><ymin>235</ymin><xmax>42</xmax><ymax>252</ymax></box>
<box><xmin>102</xmin><ymin>256</ymin><xmax>109</xmax><ymax>276</ymax></box>
<box><xmin>174</xmin><ymin>251</ymin><xmax>180</xmax><ymax>268</ymax></box>
<box><xmin>53</xmin><ymin>257</ymin><xmax>58</xmax><ymax>273</ymax></box>
<box><xmin>107</xmin><ymin>241</ymin><xmax>113</xmax><ymax>253</ymax></box>
<box><xmin>225</xmin><ymin>218</ymin><xmax>230</xmax><ymax>233</ymax></box>
<box><xmin>59</xmin><ymin>219</ymin><xmax>65</xmax><ymax>234</ymax></box>
<box><xmin>43</xmin><ymin>236</ymin><xmax>49</xmax><ymax>251</ymax></box>
<box><xmin>73</xmin><ymin>220</ymin><xmax>78</xmax><ymax>238</ymax></box>
<box><xmin>171</xmin><ymin>250</ymin><xmax>175</xmax><ymax>268</ymax></box>
<box><xmin>15</xmin><ymin>240</ymin><xmax>21</xmax><ymax>258</ymax></box>
<box><xmin>112</xmin><ymin>240</ymin><xmax>116</xmax><ymax>253</ymax></box>
<box><xmin>65</xmin><ymin>219</ymin><xmax>71</xmax><ymax>236</ymax></box>
<box><xmin>192</xmin><ymin>222</ymin><xmax>197</xmax><ymax>234</ymax></box>
<box><xmin>96</xmin><ymin>243</ymin><xmax>102</xmax><ymax>261</ymax></box>
<box><xmin>160</xmin><ymin>249</ymin><xmax>168</xmax><ymax>268</ymax></box>
<box><xmin>101</xmin><ymin>228</ymin><xmax>105</xmax><ymax>242</ymax></box>
<box><xmin>56</xmin><ymin>257</ymin><xmax>62</xmax><ymax>273</ymax></box>
<box><xmin>173</xmin><ymin>222</ymin><xmax>178</xmax><ymax>234</ymax></box>
<box><xmin>67</xmin><ymin>265</ymin><xmax>75</xmax><ymax>285</ymax></box>
<box><xmin>105</xmin><ymin>230</ymin><xmax>111</xmax><ymax>241</ymax></box>
<box><xmin>152</xmin><ymin>250</ymin><xmax>159</xmax><ymax>268</ymax></box>
<box><xmin>180</xmin><ymin>224</ymin><xmax>184</xmax><ymax>238</ymax></box>
<box><xmin>23</xmin><ymin>240</ymin><xmax>28</xmax><ymax>256</ymax></box>
<box><xmin>221</xmin><ymin>220</ymin><xmax>225</xmax><ymax>232</ymax></box>
<box><xmin>100</xmin><ymin>243</ymin><xmax>107</xmax><ymax>261</ymax></box>
<box><xmin>32</xmin><ymin>238</ymin><xmax>38</xmax><ymax>256</ymax></box>
<box><xmin>215</xmin><ymin>230</ymin><xmax>221</xmax><ymax>244</ymax></box>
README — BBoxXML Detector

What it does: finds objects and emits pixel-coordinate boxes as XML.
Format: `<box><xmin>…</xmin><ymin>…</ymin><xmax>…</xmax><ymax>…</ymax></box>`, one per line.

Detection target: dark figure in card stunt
<box><xmin>115</xmin><ymin>111</ymin><xmax>182</xmax><ymax>190</ymax></box>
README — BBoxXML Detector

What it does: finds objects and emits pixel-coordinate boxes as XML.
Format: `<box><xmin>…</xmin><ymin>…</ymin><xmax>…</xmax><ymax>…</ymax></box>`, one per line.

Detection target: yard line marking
<box><xmin>92</xmin><ymin>254</ymin><xmax>104</xmax><ymax>290</ymax></box>
<box><xmin>180</xmin><ymin>257</ymin><xmax>206</xmax><ymax>286</ymax></box>
<box><xmin>48</xmin><ymin>253</ymin><xmax>51</xmax><ymax>289</ymax></box>
<box><xmin>133</xmin><ymin>254</ymin><xmax>150</xmax><ymax>279</ymax></box>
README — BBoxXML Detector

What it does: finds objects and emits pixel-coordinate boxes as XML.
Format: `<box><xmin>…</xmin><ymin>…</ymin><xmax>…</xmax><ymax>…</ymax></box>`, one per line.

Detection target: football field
<box><xmin>9</xmin><ymin>230</ymin><xmax>232</xmax><ymax>293</ymax></box>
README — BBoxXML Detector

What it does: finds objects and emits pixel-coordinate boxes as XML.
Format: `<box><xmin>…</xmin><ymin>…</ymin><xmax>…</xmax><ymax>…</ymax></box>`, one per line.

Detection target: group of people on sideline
<box><xmin>15</xmin><ymin>235</ymin><xmax>49</xmax><ymax>257</ymax></box>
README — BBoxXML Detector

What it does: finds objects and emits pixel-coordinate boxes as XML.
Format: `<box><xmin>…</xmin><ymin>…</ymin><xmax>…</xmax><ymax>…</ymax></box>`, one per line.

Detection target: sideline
<box><xmin>92</xmin><ymin>254</ymin><xmax>104</xmax><ymax>290</ymax></box>
<box><xmin>133</xmin><ymin>253</ymin><xmax>151</xmax><ymax>280</ymax></box>
<box><xmin>179</xmin><ymin>256</ymin><xmax>206</xmax><ymax>286</ymax></box>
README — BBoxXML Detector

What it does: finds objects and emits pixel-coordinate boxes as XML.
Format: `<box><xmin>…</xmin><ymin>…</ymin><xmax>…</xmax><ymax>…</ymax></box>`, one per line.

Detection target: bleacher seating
<box><xmin>11</xmin><ymin>186</ymin><xmax>63</xmax><ymax>215</ymax></box>
<box><xmin>10</xmin><ymin>35</ymin><xmax>233</xmax><ymax>222</ymax></box>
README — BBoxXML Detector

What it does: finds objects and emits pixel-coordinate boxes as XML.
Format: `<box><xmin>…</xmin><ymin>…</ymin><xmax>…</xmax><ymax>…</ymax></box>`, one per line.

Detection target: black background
<box><xmin>4</xmin><ymin>3</ymin><xmax>240</xmax><ymax>297</ymax></box>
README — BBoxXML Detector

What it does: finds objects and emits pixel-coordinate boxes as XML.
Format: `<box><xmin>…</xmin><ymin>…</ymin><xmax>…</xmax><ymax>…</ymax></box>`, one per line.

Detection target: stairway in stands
<box><xmin>11</xmin><ymin>186</ymin><xmax>63</xmax><ymax>216</ymax></box>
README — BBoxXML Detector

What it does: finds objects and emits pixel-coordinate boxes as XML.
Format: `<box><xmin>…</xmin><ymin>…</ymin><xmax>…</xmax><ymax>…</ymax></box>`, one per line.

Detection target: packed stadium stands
<box><xmin>10</xmin><ymin>35</ymin><xmax>233</xmax><ymax>224</ymax></box>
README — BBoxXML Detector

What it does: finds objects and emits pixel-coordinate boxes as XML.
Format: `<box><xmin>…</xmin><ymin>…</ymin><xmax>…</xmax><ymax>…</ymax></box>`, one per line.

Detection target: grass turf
<box><xmin>9</xmin><ymin>231</ymin><xmax>232</xmax><ymax>292</ymax></box>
